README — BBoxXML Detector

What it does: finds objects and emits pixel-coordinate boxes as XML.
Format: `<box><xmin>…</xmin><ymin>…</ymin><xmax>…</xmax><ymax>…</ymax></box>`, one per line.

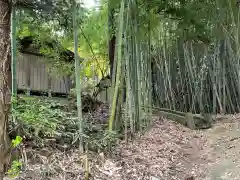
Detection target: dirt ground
<box><xmin>94</xmin><ymin>115</ymin><xmax>240</xmax><ymax>180</ymax></box>
<box><xmin>6</xmin><ymin>114</ymin><xmax>240</xmax><ymax>180</ymax></box>
<box><xmin>203</xmin><ymin>114</ymin><xmax>240</xmax><ymax>180</ymax></box>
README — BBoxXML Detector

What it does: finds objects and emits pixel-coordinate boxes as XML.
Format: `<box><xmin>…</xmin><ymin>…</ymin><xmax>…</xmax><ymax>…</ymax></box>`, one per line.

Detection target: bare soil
<box><xmin>203</xmin><ymin>114</ymin><xmax>240</xmax><ymax>180</ymax></box>
<box><xmin>6</xmin><ymin>115</ymin><xmax>240</xmax><ymax>180</ymax></box>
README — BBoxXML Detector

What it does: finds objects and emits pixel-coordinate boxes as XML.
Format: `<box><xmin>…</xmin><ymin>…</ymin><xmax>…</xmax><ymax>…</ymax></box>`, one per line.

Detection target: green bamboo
<box><xmin>147</xmin><ymin>22</ymin><xmax>152</xmax><ymax>126</ymax></box>
<box><xmin>132</xmin><ymin>0</ymin><xmax>141</xmax><ymax>131</ymax></box>
<box><xmin>123</xmin><ymin>8</ymin><xmax>132</xmax><ymax>140</ymax></box>
<box><xmin>73</xmin><ymin>0</ymin><xmax>83</xmax><ymax>152</ymax></box>
<box><xmin>108</xmin><ymin>0</ymin><xmax>124</xmax><ymax>131</ymax></box>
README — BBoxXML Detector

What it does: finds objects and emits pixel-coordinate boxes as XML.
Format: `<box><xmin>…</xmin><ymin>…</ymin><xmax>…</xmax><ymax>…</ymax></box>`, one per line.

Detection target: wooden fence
<box><xmin>17</xmin><ymin>53</ymin><xmax>72</xmax><ymax>95</ymax></box>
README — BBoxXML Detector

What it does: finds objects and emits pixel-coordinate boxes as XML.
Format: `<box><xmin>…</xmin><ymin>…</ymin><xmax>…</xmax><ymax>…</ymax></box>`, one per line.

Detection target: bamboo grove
<box><xmin>108</xmin><ymin>0</ymin><xmax>153</xmax><ymax>140</ymax></box>
<box><xmin>149</xmin><ymin>0</ymin><xmax>240</xmax><ymax>115</ymax></box>
<box><xmin>108</xmin><ymin>0</ymin><xmax>240</xmax><ymax>137</ymax></box>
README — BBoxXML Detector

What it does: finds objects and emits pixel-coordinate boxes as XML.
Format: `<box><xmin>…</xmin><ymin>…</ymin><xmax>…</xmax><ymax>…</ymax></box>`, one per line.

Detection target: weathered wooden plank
<box><xmin>150</xmin><ymin>107</ymin><xmax>213</xmax><ymax>129</ymax></box>
<box><xmin>17</xmin><ymin>53</ymin><xmax>71</xmax><ymax>94</ymax></box>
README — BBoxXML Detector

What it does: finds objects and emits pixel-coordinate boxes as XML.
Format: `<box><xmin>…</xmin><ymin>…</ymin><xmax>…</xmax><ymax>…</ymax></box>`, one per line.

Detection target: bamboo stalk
<box><xmin>108</xmin><ymin>0</ymin><xmax>124</xmax><ymax>131</ymax></box>
<box><xmin>73</xmin><ymin>1</ymin><xmax>83</xmax><ymax>152</ymax></box>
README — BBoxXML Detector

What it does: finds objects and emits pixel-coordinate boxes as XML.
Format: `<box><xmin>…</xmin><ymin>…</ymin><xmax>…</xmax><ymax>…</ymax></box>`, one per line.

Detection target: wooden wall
<box><xmin>97</xmin><ymin>88</ymin><xmax>112</xmax><ymax>103</ymax></box>
<box><xmin>17</xmin><ymin>53</ymin><xmax>72</xmax><ymax>94</ymax></box>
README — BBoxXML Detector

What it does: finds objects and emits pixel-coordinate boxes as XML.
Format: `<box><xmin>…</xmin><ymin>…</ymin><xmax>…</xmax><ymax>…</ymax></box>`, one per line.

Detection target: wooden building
<box><xmin>17</xmin><ymin>36</ymin><xmax>74</xmax><ymax>97</ymax></box>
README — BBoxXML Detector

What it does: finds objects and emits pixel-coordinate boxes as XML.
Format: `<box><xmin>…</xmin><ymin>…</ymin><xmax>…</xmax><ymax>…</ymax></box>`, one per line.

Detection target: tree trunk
<box><xmin>0</xmin><ymin>1</ymin><xmax>12</xmax><ymax>179</ymax></box>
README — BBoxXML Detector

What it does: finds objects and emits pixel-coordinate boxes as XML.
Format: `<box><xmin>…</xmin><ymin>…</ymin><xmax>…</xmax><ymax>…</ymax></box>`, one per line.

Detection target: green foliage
<box><xmin>12</xmin><ymin>136</ymin><xmax>23</xmax><ymax>148</ymax></box>
<box><xmin>11</xmin><ymin>96</ymin><xmax>118</xmax><ymax>152</ymax></box>
<box><xmin>12</xmin><ymin>98</ymin><xmax>67</xmax><ymax>145</ymax></box>
<box><xmin>16</xmin><ymin>4</ymin><xmax>107</xmax><ymax>79</ymax></box>
<box><xmin>7</xmin><ymin>136</ymin><xmax>23</xmax><ymax>179</ymax></box>
<box><xmin>79</xmin><ymin>8</ymin><xmax>108</xmax><ymax>57</ymax></box>
<box><xmin>99</xmin><ymin>130</ymin><xmax>119</xmax><ymax>150</ymax></box>
<box><xmin>7</xmin><ymin>160</ymin><xmax>22</xmax><ymax>178</ymax></box>
<box><xmin>16</xmin><ymin>3</ymin><xmax>87</xmax><ymax>77</ymax></box>
<box><xmin>84</xmin><ymin>122</ymin><xmax>119</xmax><ymax>151</ymax></box>
<box><xmin>16</xmin><ymin>0</ymin><xmax>88</xmax><ymax>32</ymax></box>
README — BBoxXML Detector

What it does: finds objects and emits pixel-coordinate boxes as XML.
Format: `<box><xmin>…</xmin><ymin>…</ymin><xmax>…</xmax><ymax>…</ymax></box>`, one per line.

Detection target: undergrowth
<box><xmin>9</xmin><ymin>96</ymin><xmax>119</xmax><ymax>152</ymax></box>
<box><xmin>7</xmin><ymin>136</ymin><xmax>23</xmax><ymax>178</ymax></box>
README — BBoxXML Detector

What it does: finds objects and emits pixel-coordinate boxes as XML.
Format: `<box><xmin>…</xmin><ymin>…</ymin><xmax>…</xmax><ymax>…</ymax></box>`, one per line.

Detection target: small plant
<box><xmin>7</xmin><ymin>136</ymin><xmax>23</xmax><ymax>178</ymax></box>
<box><xmin>7</xmin><ymin>160</ymin><xmax>22</xmax><ymax>178</ymax></box>
<box><xmin>12</xmin><ymin>136</ymin><xmax>22</xmax><ymax>148</ymax></box>
<box><xmin>87</xmin><ymin>130</ymin><xmax>119</xmax><ymax>152</ymax></box>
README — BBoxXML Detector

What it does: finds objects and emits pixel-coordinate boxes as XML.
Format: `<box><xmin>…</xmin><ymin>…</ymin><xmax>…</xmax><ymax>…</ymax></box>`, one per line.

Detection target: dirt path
<box><xmin>95</xmin><ymin>115</ymin><xmax>240</xmax><ymax>180</ymax></box>
<box><xmin>95</xmin><ymin>118</ymin><xmax>209</xmax><ymax>179</ymax></box>
<box><xmin>203</xmin><ymin>115</ymin><xmax>240</xmax><ymax>180</ymax></box>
